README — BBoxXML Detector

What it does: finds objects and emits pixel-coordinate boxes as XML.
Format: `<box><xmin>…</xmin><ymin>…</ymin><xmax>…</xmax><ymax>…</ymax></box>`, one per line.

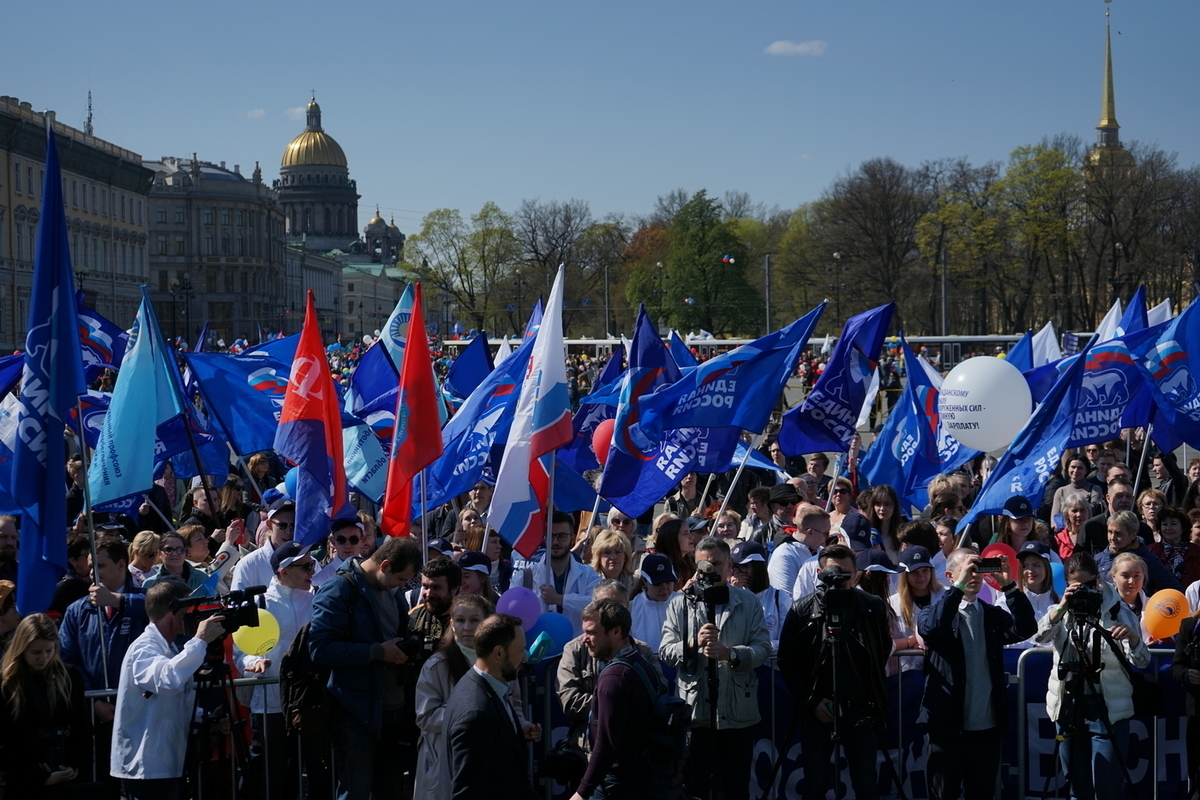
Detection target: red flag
<box><xmin>273</xmin><ymin>290</ymin><xmax>348</xmax><ymax>546</ymax></box>
<box><xmin>381</xmin><ymin>283</ymin><xmax>445</xmax><ymax>536</ymax></box>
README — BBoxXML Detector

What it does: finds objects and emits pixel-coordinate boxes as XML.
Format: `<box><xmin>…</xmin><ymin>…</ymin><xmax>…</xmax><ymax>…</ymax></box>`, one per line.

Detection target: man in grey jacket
<box><xmin>660</xmin><ymin>536</ymin><xmax>772</xmax><ymax>800</ymax></box>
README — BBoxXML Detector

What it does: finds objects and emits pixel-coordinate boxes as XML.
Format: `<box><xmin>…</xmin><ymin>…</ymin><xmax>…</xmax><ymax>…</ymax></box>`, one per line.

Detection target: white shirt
<box><xmin>768</xmin><ymin>540</ymin><xmax>812</xmax><ymax>595</ymax></box>
<box><xmin>312</xmin><ymin>555</ymin><xmax>350</xmax><ymax>588</ymax></box>
<box><xmin>791</xmin><ymin>553</ymin><xmax>824</xmax><ymax>600</ymax></box>
<box><xmin>630</xmin><ymin>591</ymin><xmax>675</xmax><ymax>653</ymax></box>
<box><xmin>512</xmin><ymin>555</ymin><xmax>600</xmax><ymax>636</ymax></box>
<box><xmin>110</xmin><ymin>624</ymin><xmax>209</xmax><ymax>780</ymax></box>
<box><xmin>234</xmin><ymin>579</ymin><xmax>315</xmax><ymax>712</ymax></box>
<box><xmin>231</xmin><ymin>541</ymin><xmax>277</xmax><ymax>592</ymax></box>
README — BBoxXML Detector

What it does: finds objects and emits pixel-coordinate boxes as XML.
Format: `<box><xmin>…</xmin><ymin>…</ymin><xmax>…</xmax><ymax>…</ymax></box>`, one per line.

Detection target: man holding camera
<box><xmin>1035</xmin><ymin>551</ymin><xmax>1149</xmax><ymax>800</ymax></box>
<box><xmin>660</xmin><ymin>536</ymin><xmax>771</xmax><ymax>800</ymax></box>
<box><xmin>309</xmin><ymin>535</ymin><xmax>422</xmax><ymax>800</ymax></box>
<box><xmin>919</xmin><ymin>548</ymin><xmax>1037</xmax><ymax>800</ymax></box>
<box><xmin>777</xmin><ymin>543</ymin><xmax>891</xmax><ymax>800</ymax></box>
<box><xmin>110</xmin><ymin>579</ymin><xmax>227</xmax><ymax>800</ymax></box>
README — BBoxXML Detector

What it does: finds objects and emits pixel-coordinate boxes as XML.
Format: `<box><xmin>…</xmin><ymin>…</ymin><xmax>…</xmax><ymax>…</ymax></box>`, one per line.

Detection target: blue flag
<box><xmin>779</xmin><ymin>303</ymin><xmax>895</xmax><ymax>455</ymax></box>
<box><xmin>12</xmin><ymin>123</ymin><xmax>88</xmax><ymax>614</ymax></box>
<box><xmin>347</xmin><ymin>341</ymin><xmax>398</xmax><ymax>417</ymax></box>
<box><xmin>552</xmin><ymin>457</ymin><xmax>601</xmax><ymax>513</ymax></box>
<box><xmin>668</xmin><ymin>330</ymin><xmax>698</xmax><ymax>369</ymax></box>
<box><xmin>76</xmin><ymin>297</ymin><xmax>127</xmax><ymax>383</ymax></box>
<box><xmin>1115</xmin><ymin>285</ymin><xmax>1148</xmax><ymax>339</ymax></box>
<box><xmin>1005</xmin><ymin>331</ymin><xmax>1034</xmax><ymax>374</ymax></box>
<box><xmin>443</xmin><ymin>333</ymin><xmax>495</xmax><ymax>401</ymax></box>
<box><xmin>89</xmin><ymin>289</ymin><xmax>187</xmax><ymax>506</ymax></box>
<box><xmin>184</xmin><ymin>351</ymin><xmax>291</xmax><ymax>455</ymax></box>
<box><xmin>1133</xmin><ymin>298</ymin><xmax>1200</xmax><ymax>449</ymax></box>
<box><xmin>959</xmin><ymin>341</ymin><xmax>1092</xmax><ymax>534</ymax></box>
<box><xmin>246</xmin><ymin>333</ymin><xmax>299</xmax><ymax>363</ymax></box>
<box><xmin>193</xmin><ymin>321</ymin><xmax>211</xmax><ymax>353</ymax></box>
<box><xmin>558</xmin><ymin>344</ymin><xmax>626</xmax><ymax>475</ymax></box>
<box><xmin>0</xmin><ymin>354</ymin><xmax>23</xmax><ymax>400</ymax></box>
<box><xmin>632</xmin><ymin>304</ymin><xmax>825</xmax><ymax>448</ymax></box>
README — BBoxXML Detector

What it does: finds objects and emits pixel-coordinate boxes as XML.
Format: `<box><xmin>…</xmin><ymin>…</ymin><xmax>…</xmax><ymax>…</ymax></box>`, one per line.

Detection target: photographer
<box><xmin>1035</xmin><ymin>551</ymin><xmax>1149</xmax><ymax>800</ymax></box>
<box><xmin>660</xmin><ymin>536</ymin><xmax>771</xmax><ymax>800</ymax></box>
<box><xmin>110</xmin><ymin>579</ymin><xmax>226</xmax><ymax>800</ymax></box>
<box><xmin>778</xmin><ymin>543</ymin><xmax>891</xmax><ymax>800</ymax></box>
<box><xmin>919</xmin><ymin>548</ymin><xmax>1036</xmax><ymax>800</ymax></box>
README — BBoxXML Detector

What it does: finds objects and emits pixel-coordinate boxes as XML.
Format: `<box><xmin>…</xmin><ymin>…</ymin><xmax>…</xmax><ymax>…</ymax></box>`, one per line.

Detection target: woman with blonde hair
<box><xmin>589</xmin><ymin>529</ymin><xmax>635</xmax><ymax>593</ymax></box>
<box><xmin>127</xmin><ymin>531</ymin><xmax>162</xmax><ymax>587</ymax></box>
<box><xmin>1137</xmin><ymin>488</ymin><xmax>1167</xmax><ymax>540</ymax></box>
<box><xmin>0</xmin><ymin>614</ymin><xmax>91</xmax><ymax>796</ymax></box>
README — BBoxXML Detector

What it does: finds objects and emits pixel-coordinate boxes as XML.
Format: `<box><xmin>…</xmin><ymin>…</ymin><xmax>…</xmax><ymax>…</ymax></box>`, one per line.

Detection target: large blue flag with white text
<box><xmin>12</xmin><ymin>123</ymin><xmax>88</xmax><ymax>614</ymax></box>
<box><xmin>1133</xmin><ymin>298</ymin><xmax>1200</xmax><ymax>449</ymax></box>
<box><xmin>779</xmin><ymin>303</ymin><xmax>895</xmax><ymax>455</ymax></box>
<box><xmin>184</xmin><ymin>351</ymin><xmax>291</xmax><ymax>456</ymax></box>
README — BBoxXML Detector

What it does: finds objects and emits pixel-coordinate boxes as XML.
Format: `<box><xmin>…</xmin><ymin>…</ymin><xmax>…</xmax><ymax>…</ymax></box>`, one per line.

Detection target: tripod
<box><xmin>185</xmin><ymin>640</ymin><xmax>252</xmax><ymax>800</ymax></box>
<box><xmin>1040</xmin><ymin>615</ymin><xmax>1138</xmax><ymax>800</ymax></box>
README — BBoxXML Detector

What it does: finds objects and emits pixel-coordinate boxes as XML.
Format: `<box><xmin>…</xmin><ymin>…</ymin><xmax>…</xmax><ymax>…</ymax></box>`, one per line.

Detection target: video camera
<box><xmin>817</xmin><ymin>565</ymin><xmax>855</xmax><ymax>631</ymax></box>
<box><xmin>1066</xmin><ymin>584</ymin><xmax>1103</xmax><ymax>620</ymax></box>
<box><xmin>683</xmin><ymin>560</ymin><xmax>730</xmax><ymax>608</ymax></box>
<box><xmin>170</xmin><ymin>585</ymin><xmax>267</xmax><ymax>637</ymax></box>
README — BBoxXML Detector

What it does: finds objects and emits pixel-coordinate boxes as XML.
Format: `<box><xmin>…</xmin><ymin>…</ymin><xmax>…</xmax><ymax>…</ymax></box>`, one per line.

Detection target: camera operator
<box><xmin>777</xmin><ymin>543</ymin><xmax>891</xmax><ymax>800</ymax></box>
<box><xmin>110</xmin><ymin>578</ymin><xmax>226</xmax><ymax>800</ymax></box>
<box><xmin>919</xmin><ymin>548</ymin><xmax>1036</xmax><ymax>800</ymax></box>
<box><xmin>1035</xmin><ymin>551</ymin><xmax>1149</xmax><ymax>800</ymax></box>
<box><xmin>660</xmin><ymin>536</ymin><xmax>771</xmax><ymax>800</ymax></box>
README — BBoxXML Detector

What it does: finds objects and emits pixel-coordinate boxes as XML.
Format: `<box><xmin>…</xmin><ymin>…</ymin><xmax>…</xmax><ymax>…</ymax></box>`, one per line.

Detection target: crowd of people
<box><xmin>7</xmin><ymin>375</ymin><xmax>1200</xmax><ymax>800</ymax></box>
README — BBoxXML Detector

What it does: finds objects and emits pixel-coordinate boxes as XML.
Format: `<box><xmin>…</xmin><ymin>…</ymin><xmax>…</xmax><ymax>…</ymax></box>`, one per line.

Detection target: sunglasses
<box><xmin>273</xmin><ymin>521</ymin><xmax>294</xmax><ymax>530</ymax></box>
<box><xmin>161</xmin><ymin>546</ymin><xmax>186</xmax><ymax>556</ymax></box>
<box><xmin>832</xmin><ymin>488</ymin><xmax>849</xmax><ymax>495</ymax></box>
<box><xmin>289</xmin><ymin>560</ymin><xmax>317</xmax><ymax>572</ymax></box>
<box><xmin>610</xmin><ymin>517</ymin><xmax>634</xmax><ymax>526</ymax></box>
<box><xmin>335</xmin><ymin>534</ymin><xmax>361</xmax><ymax>545</ymax></box>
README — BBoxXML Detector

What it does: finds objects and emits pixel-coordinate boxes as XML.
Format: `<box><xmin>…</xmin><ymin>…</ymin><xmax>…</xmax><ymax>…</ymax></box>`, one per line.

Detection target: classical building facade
<box><xmin>0</xmin><ymin>96</ymin><xmax>153</xmax><ymax>350</ymax></box>
<box><xmin>144</xmin><ymin>157</ymin><xmax>288</xmax><ymax>345</ymax></box>
<box><xmin>275</xmin><ymin>97</ymin><xmax>360</xmax><ymax>252</ymax></box>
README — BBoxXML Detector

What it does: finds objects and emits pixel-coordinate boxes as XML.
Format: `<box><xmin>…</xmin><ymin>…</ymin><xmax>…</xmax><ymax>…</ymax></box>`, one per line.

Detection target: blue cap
<box><xmin>270</xmin><ymin>541</ymin><xmax>310</xmax><ymax>573</ymax></box>
<box><xmin>428</xmin><ymin>538</ymin><xmax>454</xmax><ymax>557</ymax></box>
<box><xmin>638</xmin><ymin>553</ymin><xmax>678</xmax><ymax>585</ymax></box>
<box><xmin>898</xmin><ymin>545</ymin><xmax>933</xmax><ymax>572</ymax></box>
<box><xmin>459</xmin><ymin>551</ymin><xmax>491</xmax><ymax>574</ymax></box>
<box><xmin>730</xmin><ymin>540</ymin><xmax>767</xmax><ymax>565</ymax></box>
<box><xmin>856</xmin><ymin>549</ymin><xmax>897</xmax><ymax>573</ymax></box>
<box><xmin>1017</xmin><ymin>540</ymin><xmax>1053</xmax><ymax>560</ymax></box>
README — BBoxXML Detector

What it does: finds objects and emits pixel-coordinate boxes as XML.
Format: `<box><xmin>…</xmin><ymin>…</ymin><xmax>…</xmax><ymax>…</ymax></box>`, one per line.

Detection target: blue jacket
<box><xmin>1094</xmin><ymin>541</ymin><xmax>1182</xmax><ymax>597</ymax></box>
<box><xmin>309</xmin><ymin>560</ymin><xmax>411</xmax><ymax>732</ymax></box>
<box><xmin>58</xmin><ymin>576</ymin><xmax>147</xmax><ymax>691</ymax></box>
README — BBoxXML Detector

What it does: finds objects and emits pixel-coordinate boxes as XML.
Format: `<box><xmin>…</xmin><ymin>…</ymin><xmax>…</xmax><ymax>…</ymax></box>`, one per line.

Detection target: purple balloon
<box><xmin>497</xmin><ymin>587</ymin><xmax>541</xmax><ymax>631</ymax></box>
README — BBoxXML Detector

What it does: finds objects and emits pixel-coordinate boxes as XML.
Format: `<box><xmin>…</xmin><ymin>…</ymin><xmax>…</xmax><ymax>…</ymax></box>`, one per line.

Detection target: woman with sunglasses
<box><xmin>141</xmin><ymin>531</ymin><xmax>209</xmax><ymax>592</ymax></box>
<box><xmin>314</xmin><ymin>518</ymin><xmax>366</xmax><ymax>586</ymax></box>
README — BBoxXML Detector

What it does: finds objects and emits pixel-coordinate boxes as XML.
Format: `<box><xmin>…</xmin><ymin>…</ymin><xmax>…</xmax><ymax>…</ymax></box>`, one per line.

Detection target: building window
<box><xmin>236</xmin><ymin>210</ymin><xmax>244</xmax><ymax>226</ymax></box>
<box><xmin>221</xmin><ymin>235</ymin><xmax>230</xmax><ymax>255</ymax></box>
<box><xmin>237</xmin><ymin>235</ymin><xmax>244</xmax><ymax>256</ymax></box>
<box><xmin>80</xmin><ymin>235</ymin><xmax>88</xmax><ymax>267</ymax></box>
<box><xmin>81</xmin><ymin>183</ymin><xmax>88</xmax><ymax>210</ymax></box>
<box><xmin>73</xmin><ymin>234</ymin><xmax>79</xmax><ymax>258</ymax></box>
<box><xmin>138</xmin><ymin>200</ymin><xmax>143</xmax><ymax>224</ymax></box>
<box><xmin>206</xmin><ymin>272</ymin><xmax>217</xmax><ymax>292</ymax></box>
<box><xmin>120</xmin><ymin>195</ymin><xmax>126</xmax><ymax>220</ymax></box>
<box><xmin>159</xmin><ymin>271</ymin><xmax>169</xmax><ymax>290</ymax></box>
<box><xmin>347</xmin><ymin>301</ymin><xmax>355</xmax><ymax>314</ymax></box>
<box><xmin>15</xmin><ymin>226</ymin><xmax>22</xmax><ymax>261</ymax></box>
<box><xmin>157</xmin><ymin>207</ymin><xmax>167</xmax><ymax>224</ymax></box>
<box><xmin>175</xmin><ymin>208</ymin><xmax>185</xmax><ymax>224</ymax></box>
<box><xmin>92</xmin><ymin>186</ymin><xmax>97</xmax><ymax>210</ymax></box>
<box><xmin>157</xmin><ymin>235</ymin><xmax>167</xmax><ymax>255</ymax></box>
<box><xmin>220</xmin><ymin>209</ymin><xmax>230</xmax><ymax>226</ymax></box>
<box><xmin>174</xmin><ymin>236</ymin><xmax>186</xmax><ymax>256</ymax></box>
<box><xmin>71</xmin><ymin>181</ymin><xmax>78</xmax><ymax>207</ymax></box>
<box><xmin>347</xmin><ymin>283</ymin><xmax>354</xmax><ymax>292</ymax></box>
<box><xmin>121</xmin><ymin>243</ymin><xmax>128</xmax><ymax>271</ymax></box>
<box><xmin>92</xmin><ymin>239</ymin><xmax>98</xmax><ymax>268</ymax></box>
<box><xmin>203</xmin><ymin>209</ymin><xmax>214</xmax><ymax>225</ymax></box>
<box><xmin>101</xmin><ymin>189</ymin><xmax>107</xmax><ymax>215</ymax></box>
<box><xmin>13</xmin><ymin>162</ymin><xmax>21</xmax><ymax>194</ymax></box>
<box><xmin>204</xmin><ymin>233</ymin><xmax>214</xmax><ymax>255</ymax></box>
<box><xmin>28</xmin><ymin>167</ymin><xmax>35</xmax><ymax>198</ymax></box>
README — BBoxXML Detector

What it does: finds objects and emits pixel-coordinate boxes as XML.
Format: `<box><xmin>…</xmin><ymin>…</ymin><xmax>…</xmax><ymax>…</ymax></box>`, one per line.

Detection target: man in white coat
<box><xmin>111</xmin><ymin>578</ymin><xmax>226</xmax><ymax>800</ymax></box>
<box><xmin>511</xmin><ymin>511</ymin><xmax>599</xmax><ymax>636</ymax></box>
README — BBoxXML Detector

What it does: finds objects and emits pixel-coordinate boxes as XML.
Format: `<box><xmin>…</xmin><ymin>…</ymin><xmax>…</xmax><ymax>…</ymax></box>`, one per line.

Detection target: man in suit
<box><xmin>1080</xmin><ymin>476</ymin><xmax>1153</xmax><ymax>554</ymax></box>
<box><xmin>446</xmin><ymin>613</ymin><xmax>538</xmax><ymax>800</ymax></box>
<box><xmin>919</xmin><ymin>548</ymin><xmax>1037</xmax><ymax>800</ymax></box>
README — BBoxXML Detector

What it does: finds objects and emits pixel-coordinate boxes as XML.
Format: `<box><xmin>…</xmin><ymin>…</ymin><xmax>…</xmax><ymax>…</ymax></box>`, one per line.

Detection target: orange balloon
<box><xmin>1144</xmin><ymin>589</ymin><xmax>1189</xmax><ymax>641</ymax></box>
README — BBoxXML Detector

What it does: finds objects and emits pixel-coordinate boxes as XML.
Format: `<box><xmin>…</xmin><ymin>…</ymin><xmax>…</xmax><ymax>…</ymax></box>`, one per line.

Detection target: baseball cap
<box><xmin>838</xmin><ymin>514</ymin><xmax>873</xmax><ymax>553</ymax></box>
<box><xmin>638</xmin><ymin>553</ymin><xmax>678</xmax><ymax>585</ymax></box>
<box><xmin>685</xmin><ymin>515</ymin><xmax>710</xmax><ymax>532</ymax></box>
<box><xmin>459</xmin><ymin>551</ymin><xmax>491</xmax><ymax>574</ymax></box>
<box><xmin>856</xmin><ymin>549</ymin><xmax>897</xmax><ymax>573</ymax></box>
<box><xmin>769</xmin><ymin>484</ymin><xmax>802</xmax><ymax>506</ymax></box>
<box><xmin>427</xmin><ymin>538</ymin><xmax>455</xmax><ymax>557</ymax></box>
<box><xmin>898</xmin><ymin>546</ymin><xmax>933</xmax><ymax>572</ymax></box>
<box><xmin>270</xmin><ymin>541</ymin><xmax>311</xmax><ymax>573</ymax></box>
<box><xmin>268</xmin><ymin>497</ymin><xmax>296</xmax><ymax>519</ymax></box>
<box><xmin>730</xmin><ymin>540</ymin><xmax>767</xmax><ymax>565</ymax></box>
<box><xmin>331</xmin><ymin>517</ymin><xmax>364</xmax><ymax>533</ymax></box>
<box><xmin>1016</xmin><ymin>540</ymin><xmax>1053</xmax><ymax>560</ymax></box>
<box><xmin>1002</xmin><ymin>495</ymin><xmax>1035</xmax><ymax>519</ymax></box>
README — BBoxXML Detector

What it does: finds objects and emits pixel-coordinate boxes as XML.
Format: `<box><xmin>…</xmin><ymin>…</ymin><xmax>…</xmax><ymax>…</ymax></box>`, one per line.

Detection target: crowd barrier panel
<box><xmin>79</xmin><ymin>646</ymin><xmax>1190</xmax><ymax>800</ymax></box>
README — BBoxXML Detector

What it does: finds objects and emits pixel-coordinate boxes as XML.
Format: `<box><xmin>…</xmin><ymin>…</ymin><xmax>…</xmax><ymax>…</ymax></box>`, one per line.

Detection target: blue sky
<box><xmin>4</xmin><ymin>1</ymin><xmax>1196</xmax><ymax>233</ymax></box>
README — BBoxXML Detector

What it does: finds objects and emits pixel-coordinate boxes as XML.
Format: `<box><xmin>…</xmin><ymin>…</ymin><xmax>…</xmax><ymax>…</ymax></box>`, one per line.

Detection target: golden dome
<box><xmin>365</xmin><ymin>208</ymin><xmax>388</xmax><ymax>231</ymax></box>
<box><xmin>281</xmin><ymin>130</ymin><xmax>347</xmax><ymax>168</ymax></box>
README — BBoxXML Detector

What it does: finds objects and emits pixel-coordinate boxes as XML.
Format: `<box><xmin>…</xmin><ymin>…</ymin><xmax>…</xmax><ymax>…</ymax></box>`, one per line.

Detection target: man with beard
<box><xmin>0</xmin><ymin>515</ymin><xmax>16</xmax><ymax>585</ymax></box>
<box><xmin>409</xmin><ymin>557</ymin><xmax>462</xmax><ymax>643</ymax></box>
<box><xmin>513</xmin><ymin>511</ymin><xmax>599</xmax><ymax>635</ymax></box>
<box><xmin>446</xmin><ymin>614</ymin><xmax>538</xmax><ymax>800</ymax></box>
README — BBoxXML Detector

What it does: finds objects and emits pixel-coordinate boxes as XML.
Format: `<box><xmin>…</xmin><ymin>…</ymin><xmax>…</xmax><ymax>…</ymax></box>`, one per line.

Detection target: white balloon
<box><xmin>937</xmin><ymin>357</ymin><xmax>1032</xmax><ymax>453</ymax></box>
<box><xmin>362</xmin><ymin>334</ymin><xmax>375</xmax><ymax>346</ymax></box>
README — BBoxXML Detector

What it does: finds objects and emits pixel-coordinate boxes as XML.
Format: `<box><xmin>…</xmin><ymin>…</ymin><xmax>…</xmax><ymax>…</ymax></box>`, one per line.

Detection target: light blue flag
<box><xmin>88</xmin><ymin>288</ymin><xmax>185</xmax><ymax>506</ymax></box>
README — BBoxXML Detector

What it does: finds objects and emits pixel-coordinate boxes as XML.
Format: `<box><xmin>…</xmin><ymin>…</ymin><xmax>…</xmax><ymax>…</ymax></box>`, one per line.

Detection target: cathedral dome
<box><xmin>280</xmin><ymin>95</ymin><xmax>348</xmax><ymax>168</ymax></box>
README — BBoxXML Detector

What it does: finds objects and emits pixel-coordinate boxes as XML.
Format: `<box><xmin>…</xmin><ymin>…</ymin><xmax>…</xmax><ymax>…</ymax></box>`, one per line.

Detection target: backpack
<box><xmin>603</xmin><ymin>654</ymin><xmax>690</xmax><ymax>798</ymax></box>
<box><xmin>278</xmin><ymin>573</ymin><xmax>355</xmax><ymax>737</ymax></box>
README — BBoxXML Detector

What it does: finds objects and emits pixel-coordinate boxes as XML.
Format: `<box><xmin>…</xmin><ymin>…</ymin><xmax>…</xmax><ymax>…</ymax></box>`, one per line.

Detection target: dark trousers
<box><xmin>331</xmin><ymin>706</ymin><xmax>406</xmax><ymax>800</ymax></box>
<box><xmin>797</xmin><ymin>708</ymin><xmax>880</xmax><ymax>800</ymax></box>
<box><xmin>244</xmin><ymin>712</ymin><xmax>333</xmax><ymax>800</ymax></box>
<box><xmin>121</xmin><ymin>777</ymin><xmax>182</xmax><ymax>800</ymax></box>
<box><xmin>928</xmin><ymin>727</ymin><xmax>1002</xmax><ymax>800</ymax></box>
<box><xmin>592</xmin><ymin>772</ymin><xmax>650</xmax><ymax>800</ymax></box>
<box><xmin>684</xmin><ymin>726</ymin><xmax>753</xmax><ymax>800</ymax></box>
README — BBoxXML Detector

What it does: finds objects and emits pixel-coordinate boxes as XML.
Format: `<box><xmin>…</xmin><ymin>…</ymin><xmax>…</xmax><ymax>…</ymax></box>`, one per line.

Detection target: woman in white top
<box><xmin>729</xmin><ymin>540</ymin><xmax>790</xmax><ymax>650</ymax></box>
<box><xmin>998</xmin><ymin>541</ymin><xmax>1061</xmax><ymax>648</ymax></box>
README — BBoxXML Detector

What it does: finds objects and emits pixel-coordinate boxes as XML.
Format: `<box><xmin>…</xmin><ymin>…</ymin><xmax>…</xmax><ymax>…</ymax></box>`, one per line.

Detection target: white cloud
<box><xmin>765</xmin><ymin>39</ymin><xmax>828</xmax><ymax>57</ymax></box>
<box><xmin>245</xmin><ymin>108</ymin><xmax>265</xmax><ymax>119</ymax></box>
<box><xmin>286</xmin><ymin>106</ymin><xmax>306</xmax><ymax>121</ymax></box>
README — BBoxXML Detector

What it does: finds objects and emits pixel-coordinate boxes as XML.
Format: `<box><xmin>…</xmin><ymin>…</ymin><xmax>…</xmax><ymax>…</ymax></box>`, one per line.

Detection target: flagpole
<box><xmin>1133</xmin><ymin>424</ymin><xmax>1153</xmax><ymax>497</ymax></box>
<box><xmin>228</xmin><ymin>443</ymin><xmax>264</xmax><ymax>506</ymax></box>
<box><xmin>141</xmin><ymin>493</ymin><xmax>177</xmax><ymax>533</ymax></box>
<box><xmin>696</xmin><ymin>473</ymin><xmax>716</xmax><ymax>513</ymax></box>
<box><xmin>546</xmin><ymin>459</ymin><xmax>556</xmax><ymax>560</ymax></box>
<box><xmin>713</xmin><ymin>433</ymin><xmax>766</xmax><ymax>523</ymax></box>
<box><xmin>586</xmin><ymin>493</ymin><xmax>602</xmax><ymax>536</ymax></box>
<box><xmin>74</xmin><ymin>395</ymin><xmax>110</xmax><ymax>690</ymax></box>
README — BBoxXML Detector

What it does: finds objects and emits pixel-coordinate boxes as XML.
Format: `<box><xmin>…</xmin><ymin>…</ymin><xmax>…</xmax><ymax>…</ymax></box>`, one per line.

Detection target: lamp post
<box><xmin>358</xmin><ymin>302</ymin><xmax>364</xmax><ymax>336</ymax></box>
<box><xmin>763</xmin><ymin>253</ymin><xmax>773</xmax><ymax>335</ymax></box>
<box><xmin>656</xmin><ymin>261</ymin><xmax>665</xmax><ymax>332</ymax></box>
<box><xmin>169</xmin><ymin>282</ymin><xmax>178</xmax><ymax>342</ymax></box>
<box><xmin>828</xmin><ymin>252</ymin><xmax>845</xmax><ymax>325</ymax></box>
<box><xmin>179</xmin><ymin>272</ymin><xmax>194</xmax><ymax>345</ymax></box>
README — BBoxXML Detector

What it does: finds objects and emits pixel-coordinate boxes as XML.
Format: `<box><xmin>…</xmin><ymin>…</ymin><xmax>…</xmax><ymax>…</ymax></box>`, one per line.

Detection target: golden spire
<box><xmin>1098</xmin><ymin>4</ymin><xmax>1119</xmax><ymax>132</ymax></box>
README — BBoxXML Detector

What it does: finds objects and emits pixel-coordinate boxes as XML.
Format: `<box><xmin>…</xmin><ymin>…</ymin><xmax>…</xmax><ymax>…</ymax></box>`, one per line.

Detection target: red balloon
<box><xmin>592</xmin><ymin>418</ymin><xmax>616</xmax><ymax>465</ymax></box>
<box><xmin>980</xmin><ymin>542</ymin><xmax>1018</xmax><ymax>590</ymax></box>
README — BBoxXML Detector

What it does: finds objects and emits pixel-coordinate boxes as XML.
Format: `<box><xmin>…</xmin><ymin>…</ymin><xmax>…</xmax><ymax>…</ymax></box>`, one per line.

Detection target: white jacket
<box><xmin>511</xmin><ymin>555</ymin><xmax>600</xmax><ymax>636</ymax></box>
<box><xmin>110</xmin><ymin>624</ymin><xmax>209</xmax><ymax>780</ymax></box>
<box><xmin>768</xmin><ymin>540</ymin><xmax>811</xmax><ymax>595</ymax></box>
<box><xmin>1034</xmin><ymin>581</ymin><xmax>1150</xmax><ymax>725</ymax></box>
<box><xmin>230</xmin><ymin>541</ymin><xmax>276</xmax><ymax>592</ymax></box>
<box><xmin>630</xmin><ymin>592</ymin><xmax>675</xmax><ymax>653</ymax></box>
<box><xmin>234</xmin><ymin>579</ymin><xmax>314</xmax><ymax>713</ymax></box>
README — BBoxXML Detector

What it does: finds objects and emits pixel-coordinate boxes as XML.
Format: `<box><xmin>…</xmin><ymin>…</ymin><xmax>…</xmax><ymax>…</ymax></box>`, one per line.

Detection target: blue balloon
<box><xmin>1050</xmin><ymin>562</ymin><xmax>1068</xmax><ymax>596</ymax></box>
<box><xmin>525</xmin><ymin>612</ymin><xmax>574</xmax><ymax>659</ymax></box>
<box><xmin>284</xmin><ymin>467</ymin><xmax>299</xmax><ymax>499</ymax></box>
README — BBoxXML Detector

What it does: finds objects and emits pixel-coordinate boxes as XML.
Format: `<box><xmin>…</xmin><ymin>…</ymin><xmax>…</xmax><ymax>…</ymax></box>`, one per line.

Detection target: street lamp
<box><xmin>828</xmin><ymin>252</ymin><xmax>845</xmax><ymax>325</ymax></box>
<box><xmin>179</xmin><ymin>272</ymin><xmax>194</xmax><ymax>345</ymax></box>
<box><xmin>656</xmin><ymin>261</ymin><xmax>665</xmax><ymax>331</ymax></box>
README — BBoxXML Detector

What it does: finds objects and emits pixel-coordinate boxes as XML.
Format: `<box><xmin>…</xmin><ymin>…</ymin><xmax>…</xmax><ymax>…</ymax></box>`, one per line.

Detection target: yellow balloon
<box><xmin>232</xmin><ymin>608</ymin><xmax>281</xmax><ymax>656</ymax></box>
